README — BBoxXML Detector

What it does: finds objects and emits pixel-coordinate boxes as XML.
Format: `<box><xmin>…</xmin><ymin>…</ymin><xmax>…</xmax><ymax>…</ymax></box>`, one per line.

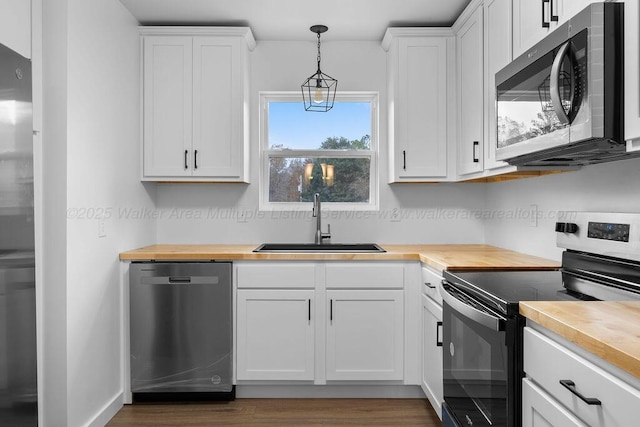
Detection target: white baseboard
<box><xmin>85</xmin><ymin>391</ymin><xmax>123</xmax><ymax>427</ymax></box>
<box><xmin>236</xmin><ymin>385</ymin><xmax>425</xmax><ymax>399</ymax></box>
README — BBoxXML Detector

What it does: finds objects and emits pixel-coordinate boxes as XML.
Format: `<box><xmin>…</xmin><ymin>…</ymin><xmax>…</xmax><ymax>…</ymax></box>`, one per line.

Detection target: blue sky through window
<box><xmin>268</xmin><ymin>102</ymin><xmax>371</xmax><ymax>149</ymax></box>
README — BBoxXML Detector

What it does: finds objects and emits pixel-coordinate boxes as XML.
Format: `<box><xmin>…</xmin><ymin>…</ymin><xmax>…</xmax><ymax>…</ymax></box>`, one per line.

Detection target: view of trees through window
<box><xmin>265</xmin><ymin>97</ymin><xmax>375</xmax><ymax>205</ymax></box>
<box><xmin>269</xmin><ymin>136</ymin><xmax>371</xmax><ymax>203</ymax></box>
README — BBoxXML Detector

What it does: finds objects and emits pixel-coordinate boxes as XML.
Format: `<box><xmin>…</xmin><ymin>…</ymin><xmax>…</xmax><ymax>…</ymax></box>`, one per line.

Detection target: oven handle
<box><xmin>441</xmin><ymin>281</ymin><xmax>506</xmax><ymax>332</ymax></box>
<box><xmin>550</xmin><ymin>40</ymin><xmax>572</xmax><ymax>125</ymax></box>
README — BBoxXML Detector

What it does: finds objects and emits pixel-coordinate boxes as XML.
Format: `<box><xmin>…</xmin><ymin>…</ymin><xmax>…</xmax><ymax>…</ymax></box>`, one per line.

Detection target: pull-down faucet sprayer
<box><xmin>313</xmin><ymin>193</ymin><xmax>331</xmax><ymax>244</ymax></box>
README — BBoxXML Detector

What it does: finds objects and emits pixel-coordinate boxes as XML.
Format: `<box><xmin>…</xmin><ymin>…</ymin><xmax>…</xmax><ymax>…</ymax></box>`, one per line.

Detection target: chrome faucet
<box><xmin>313</xmin><ymin>193</ymin><xmax>331</xmax><ymax>244</ymax></box>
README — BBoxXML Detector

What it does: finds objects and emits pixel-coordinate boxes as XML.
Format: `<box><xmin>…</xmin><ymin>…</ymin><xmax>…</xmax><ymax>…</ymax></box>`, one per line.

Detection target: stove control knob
<box><xmin>555</xmin><ymin>222</ymin><xmax>578</xmax><ymax>233</ymax></box>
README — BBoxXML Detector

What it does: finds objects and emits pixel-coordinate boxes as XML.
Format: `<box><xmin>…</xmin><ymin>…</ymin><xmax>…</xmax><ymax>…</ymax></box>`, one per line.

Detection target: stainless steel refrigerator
<box><xmin>0</xmin><ymin>42</ymin><xmax>37</xmax><ymax>426</ymax></box>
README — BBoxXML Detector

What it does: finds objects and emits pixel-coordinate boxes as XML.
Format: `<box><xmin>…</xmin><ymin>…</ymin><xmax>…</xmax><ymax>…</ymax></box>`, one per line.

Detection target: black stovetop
<box><xmin>442</xmin><ymin>269</ymin><xmax>594</xmax><ymax>317</ymax></box>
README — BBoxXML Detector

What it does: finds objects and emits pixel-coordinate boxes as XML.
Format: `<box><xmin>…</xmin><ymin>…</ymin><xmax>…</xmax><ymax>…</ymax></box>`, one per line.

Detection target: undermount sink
<box><xmin>253</xmin><ymin>243</ymin><xmax>386</xmax><ymax>253</ymax></box>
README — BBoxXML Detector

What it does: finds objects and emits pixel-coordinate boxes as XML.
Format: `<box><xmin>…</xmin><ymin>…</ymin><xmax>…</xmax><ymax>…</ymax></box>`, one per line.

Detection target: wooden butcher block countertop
<box><xmin>119</xmin><ymin>243</ymin><xmax>560</xmax><ymax>270</ymax></box>
<box><xmin>520</xmin><ymin>301</ymin><xmax>640</xmax><ymax>380</ymax></box>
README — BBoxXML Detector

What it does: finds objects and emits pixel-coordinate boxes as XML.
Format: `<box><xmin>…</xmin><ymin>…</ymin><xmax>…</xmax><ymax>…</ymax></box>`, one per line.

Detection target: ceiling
<box><xmin>118</xmin><ymin>0</ymin><xmax>472</xmax><ymax>41</ymax></box>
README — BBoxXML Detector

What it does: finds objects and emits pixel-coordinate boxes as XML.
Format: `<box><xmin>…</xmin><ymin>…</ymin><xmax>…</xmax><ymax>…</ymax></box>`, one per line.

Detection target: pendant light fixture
<box><xmin>301</xmin><ymin>25</ymin><xmax>337</xmax><ymax>112</ymax></box>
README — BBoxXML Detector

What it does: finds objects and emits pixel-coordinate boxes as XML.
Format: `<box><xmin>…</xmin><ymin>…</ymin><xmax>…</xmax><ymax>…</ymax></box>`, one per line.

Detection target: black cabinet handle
<box><xmin>330</xmin><ymin>299</ymin><xmax>333</xmax><ymax>321</ymax></box>
<box><xmin>542</xmin><ymin>0</ymin><xmax>550</xmax><ymax>28</ymax></box>
<box><xmin>308</xmin><ymin>299</ymin><xmax>311</xmax><ymax>321</ymax></box>
<box><xmin>559</xmin><ymin>380</ymin><xmax>602</xmax><ymax>406</ymax></box>
<box><xmin>194</xmin><ymin>150</ymin><xmax>198</xmax><ymax>170</ymax></box>
<box><xmin>403</xmin><ymin>150</ymin><xmax>406</xmax><ymax>170</ymax></box>
<box><xmin>473</xmin><ymin>141</ymin><xmax>479</xmax><ymax>163</ymax></box>
<box><xmin>184</xmin><ymin>150</ymin><xmax>188</xmax><ymax>169</ymax></box>
<box><xmin>425</xmin><ymin>282</ymin><xmax>436</xmax><ymax>289</ymax></box>
<box><xmin>550</xmin><ymin>0</ymin><xmax>558</xmax><ymax>22</ymax></box>
<box><xmin>436</xmin><ymin>321</ymin><xmax>443</xmax><ymax>347</ymax></box>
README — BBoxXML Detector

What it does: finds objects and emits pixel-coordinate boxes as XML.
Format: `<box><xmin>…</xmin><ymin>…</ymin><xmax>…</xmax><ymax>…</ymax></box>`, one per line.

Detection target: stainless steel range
<box><xmin>440</xmin><ymin>212</ymin><xmax>640</xmax><ymax>427</ymax></box>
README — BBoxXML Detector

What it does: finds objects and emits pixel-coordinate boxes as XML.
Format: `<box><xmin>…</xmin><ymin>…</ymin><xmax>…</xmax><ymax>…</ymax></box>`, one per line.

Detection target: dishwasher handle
<box><xmin>140</xmin><ymin>276</ymin><xmax>220</xmax><ymax>285</ymax></box>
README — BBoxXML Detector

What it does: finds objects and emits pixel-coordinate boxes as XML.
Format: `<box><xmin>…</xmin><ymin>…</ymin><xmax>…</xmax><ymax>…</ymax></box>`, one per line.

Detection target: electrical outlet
<box><xmin>98</xmin><ymin>220</ymin><xmax>106</xmax><ymax>237</ymax></box>
<box><xmin>529</xmin><ymin>204</ymin><xmax>538</xmax><ymax>227</ymax></box>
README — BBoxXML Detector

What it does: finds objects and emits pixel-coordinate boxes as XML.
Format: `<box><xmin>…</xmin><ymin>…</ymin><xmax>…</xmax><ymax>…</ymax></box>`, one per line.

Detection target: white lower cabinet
<box><xmin>236</xmin><ymin>289</ymin><xmax>314</xmax><ymax>381</ymax></box>
<box><xmin>523</xmin><ymin>326</ymin><xmax>640</xmax><ymax>427</ymax></box>
<box><xmin>326</xmin><ymin>290</ymin><xmax>404</xmax><ymax>381</ymax></box>
<box><xmin>421</xmin><ymin>293</ymin><xmax>443</xmax><ymax>418</ymax></box>
<box><xmin>236</xmin><ymin>262</ymin><xmax>410</xmax><ymax>385</ymax></box>
<box><xmin>522</xmin><ymin>378</ymin><xmax>587</xmax><ymax>427</ymax></box>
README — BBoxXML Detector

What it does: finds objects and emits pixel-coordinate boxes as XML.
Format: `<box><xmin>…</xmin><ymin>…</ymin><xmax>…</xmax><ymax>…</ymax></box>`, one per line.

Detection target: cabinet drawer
<box><xmin>236</xmin><ymin>263</ymin><xmax>316</xmax><ymax>288</ymax></box>
<box><xmin>421</xmin><ymin>265</ymin><xmax>443</xmax><ymax>304</ymax></box>
<box><xmin>524</xmin><ymin>327</ymin><xmax>640</xmax><ymax>427</ymax></box>
<box><xmin>326</xmin><ymin>263</ymin><xmax>404</xmax><ymax>289</ymax></box>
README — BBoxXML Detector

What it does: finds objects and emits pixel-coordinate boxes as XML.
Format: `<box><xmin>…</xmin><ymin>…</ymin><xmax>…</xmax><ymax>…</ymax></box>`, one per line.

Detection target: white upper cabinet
<box><xmin>456</xmin><ymin>6</ymin><xmax>484</xmax><ymax>176</ymax></box>
<box><xmin>513</xmin><ymin>0</ymin><xmax>593</xmax><ymax>58</ymax></box>
<box><xmin>0</xmin><ymin>0</ymin><xmax>31</xmax><ymax>58</ymax></box>
<box><xmin>383</xmin><ymin>29</ymin><xmax>454</xmax><ymax>182</ymax></box>
<box><xmin>140</xmin><ymin>27</ymin><xmax>254</xmax><ymax>182</ymax></box>
<box><xmin>483</xmin><ymin>0</ymin><xmax>512</xmax><ymax>170</ymax></box>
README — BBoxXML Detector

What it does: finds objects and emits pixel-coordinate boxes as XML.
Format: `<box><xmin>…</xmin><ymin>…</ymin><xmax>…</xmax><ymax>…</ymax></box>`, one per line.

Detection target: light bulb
<box><xmin>313</xmin><ymin>86</ymin><xmax>324</xmax><ymax>104</ymax></box>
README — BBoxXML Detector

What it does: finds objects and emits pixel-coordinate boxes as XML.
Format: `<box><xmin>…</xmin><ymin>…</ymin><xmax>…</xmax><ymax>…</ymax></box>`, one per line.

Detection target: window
<box><xmin>260</xmin><ymin>92</ymin><xmax>378</xmax><ymax>210</ymax></box>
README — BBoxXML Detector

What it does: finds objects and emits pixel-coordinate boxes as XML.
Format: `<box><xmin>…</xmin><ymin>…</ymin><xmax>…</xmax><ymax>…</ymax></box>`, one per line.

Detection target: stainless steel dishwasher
<box><xmin>129</xmin><ymin>262</ymin><xmax>233</xmax><ymax>401</ymax></box>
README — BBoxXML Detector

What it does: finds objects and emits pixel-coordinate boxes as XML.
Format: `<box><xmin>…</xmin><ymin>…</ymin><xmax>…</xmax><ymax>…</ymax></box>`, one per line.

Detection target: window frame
<box><xmin>259</xmin><ymin>91</ymin><xmax>379</xmax><ymax>211</ymax></box>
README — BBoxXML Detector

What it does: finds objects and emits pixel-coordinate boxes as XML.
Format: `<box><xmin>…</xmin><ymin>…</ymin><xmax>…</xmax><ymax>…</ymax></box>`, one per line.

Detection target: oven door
<box><xmin>441</xmin><ymin>281</ymin><xmax>519</xmax><ymax>427</ymax></box>
<box><xmin>495</xmin><ymin>29</ymin><xmax>588</xmax><ymax>162</ymax></box>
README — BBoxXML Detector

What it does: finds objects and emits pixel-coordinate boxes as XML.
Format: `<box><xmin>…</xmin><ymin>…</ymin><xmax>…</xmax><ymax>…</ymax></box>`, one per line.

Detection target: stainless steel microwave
<box><xmin>495</xmin><ymin>2</ymin><xmax>629</xmax><ymax>166</ymax></box>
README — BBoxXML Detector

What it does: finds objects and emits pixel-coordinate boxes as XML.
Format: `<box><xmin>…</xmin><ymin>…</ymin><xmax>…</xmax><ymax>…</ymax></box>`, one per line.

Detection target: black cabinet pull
<box><xmin>403</xmin><ymin>150</ymin><xmax>406</xmax><ymax>170</ymax></box>
<box><xmin>542</xmin><ymin>0</ymin><xmax>550</xmax><ymax>28</ymax></box>
<box><xmin>473</xmin><ymin>141</ymin><xmax>479</xmax><ymax>163</ymax></box>
<box><xmin>425</xmin><ymin>282</ymin><xmax>436</xmax><ymax>289</ymax></box>
<box><xmin>559</xmin><ymin>380</ymin><xmax>602</xmax><ymax>406</ymax></box>
<box><xmin>550</xmin><ymin>0</ymin><xmax>558</xmax><ymax>22</ymax></box>
<box><xmin>308</xmin><ymin>299</ymin><xmax>311</xmax><ymax>321</ymax></box>
<box><xmin>330</xmin><ymin>299</ymin><xmax>333</xmax><ymax>321</ymax></box>
<box><xmin>436</xmin><ymin>321</ymin><xmax>443</xmax><ymax>347</ymax></box>
<box><xmin>194</xmin><ymin>149</ymin><xmax>198</xmax><ymax>170</ymax></box>
<box><xmin>184</xmin><ymin>150</ymin><xmax>188</xmax><ymax>169</ymax></box>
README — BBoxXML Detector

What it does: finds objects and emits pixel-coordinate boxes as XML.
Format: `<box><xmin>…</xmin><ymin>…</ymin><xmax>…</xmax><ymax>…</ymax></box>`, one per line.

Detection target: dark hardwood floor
<box><xmin>106</xmin><ymin>398</ymin><xmax>441</xmax><ymax>426</ymax></box>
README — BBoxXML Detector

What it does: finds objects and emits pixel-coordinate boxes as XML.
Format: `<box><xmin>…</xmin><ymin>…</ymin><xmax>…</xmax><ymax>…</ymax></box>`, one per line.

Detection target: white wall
<box><xmin>484</xmin><ymin>157</ymin><xmax>640</xmax><ymax>261</ymax></box>
<box><xmin>155</xmin><ymin>40</ymin><xmax>487</xmax><ymax>244</ymax></box>
<box><xmin>40</xmin><ymin>0</ymin><xmax>156</xmax><ymax>425</ymax></box>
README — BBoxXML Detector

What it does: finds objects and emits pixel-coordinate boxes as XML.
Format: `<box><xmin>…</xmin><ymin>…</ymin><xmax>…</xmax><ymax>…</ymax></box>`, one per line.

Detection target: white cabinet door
<box><xmin>513</xmin><ymin>0</ymin><xmax>554</xmax><ymax>58</ymax></box>
<box><xmin>396</xmin><ymin>37</ymin><xmax>449</xmax><ymax>180</ymax></box>
<box><xmin>457</xmin><ymin>7</ymin><xmax>484</xmax><ymax>176</ymax></box>
<box><xmin>236</xmin><ymin>290</ymin><xmax>314</xmax><ymax>381</ymax></box>
<box><xmin>522</xmin><ymin>379</ymin><xmax>588</xmax><ymax>427</ymax></box>
<box><xmin>559</xmin><ymin>0</ymin><xmax>595</xmax><ymax>25</ymax></box>
<box><xmin>513</xmin><ymin>0</ymin><xmax>593</xmax><ymax>58</ymax></box>
<box><xmin>625</xmin><ymin>0</ymin><xmax>640</xmax><ymax>144</ymax></box>
<box><xmin>192</xmin><ymin>36</ymin><xmax>244</xmax><ymax>179</ymax></box>
<box><xmin>483</xmin><ymin>0</ymin><xmax>512</xmax><ymax>170</ymax></box>
<box><xmin>142</xmin><ymin>36</ymin><xmax>192</xmax><ymax>177</ymax></box>
<box><xmin>326</xmin><ymin>290</ymin><xmax>404</xmax><ymax>380</ymax></box>
<box><xmin>421</xmin><ymin>294</ymin><xmax>443</xmax><ymax>418</ymax></box>
<box><xmin>383</xmin><ymin>29</ymin><xmax>453</xmax><ymax>182</ymax></box>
